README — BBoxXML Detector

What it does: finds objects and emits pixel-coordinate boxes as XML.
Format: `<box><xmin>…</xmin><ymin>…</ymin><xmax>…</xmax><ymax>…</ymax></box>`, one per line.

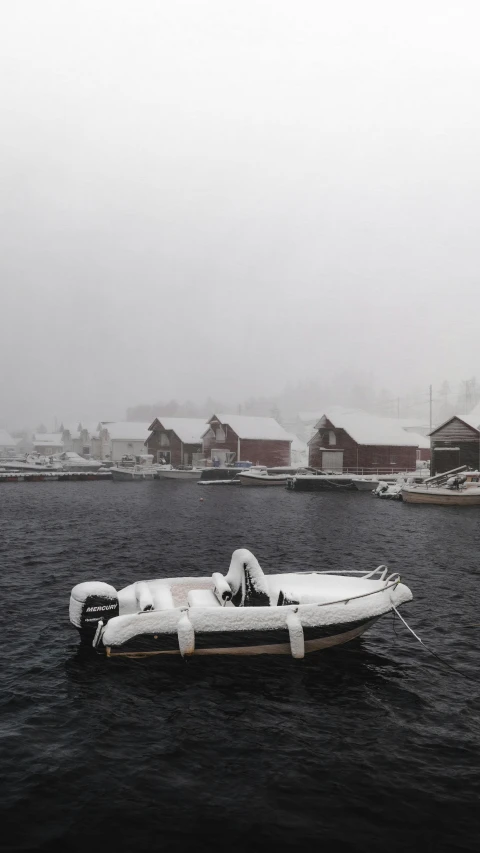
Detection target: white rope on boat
<box><xmin>391</xmin><ymin>604</ymin><xmax>477</xmax><ymax>682</ymax></box>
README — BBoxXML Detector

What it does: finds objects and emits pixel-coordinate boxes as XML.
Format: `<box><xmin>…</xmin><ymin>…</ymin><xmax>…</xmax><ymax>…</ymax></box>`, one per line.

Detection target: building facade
<box><xmin>308</xmin><ymin>410</ymin><xmax>418</xmax><ymax>473</ymax></box>
<box><xmin>32</xmin><ymin>433</ymin><xmax>64</xmax><ymax>455</ymax></box>
<box><xmin>202</xmin><ymin>414</ymin><xmax>292</xmax><ymax>467</ymax></box>
<box><xmin>98</xmin><ymin>422</ymin><xmax>151</xmax><ymax>463</ymax></box>
<box><xmin>146</xmin><ymin>418</ymin><xmax>207</xmax><ymax>466</ymax></box>
<box><xmin>429</xmin><ymin>416</ymin><xmax>480</xmax><ymax>475</ymax></box>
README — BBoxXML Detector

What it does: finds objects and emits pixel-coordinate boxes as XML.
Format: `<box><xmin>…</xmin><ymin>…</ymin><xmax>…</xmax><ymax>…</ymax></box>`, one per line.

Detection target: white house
<box><xmin>62</xmin><ymin>424</ymin><xmax>101</xmax><ymax>457</ymax></box>
<box><xmin>0</xmin><ymin>429</ymin><xmax>18</xmax><ymax>456</ymax></box>
<box><xmin>99</xmin><ymin>422</ymin><xmax>151</xmax><ymax>462</ymax></box>
<box><xmin>32</xmin><ymin>433</ymin><xmax>64</xmax><ymax>455</ymax></box>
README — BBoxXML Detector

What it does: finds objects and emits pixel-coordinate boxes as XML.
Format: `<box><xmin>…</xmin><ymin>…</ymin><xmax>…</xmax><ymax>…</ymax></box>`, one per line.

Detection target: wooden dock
<box><xmin>0</xmin><ymin>471</ymin><xmax>112</xmax><ymax>483</ymax></box>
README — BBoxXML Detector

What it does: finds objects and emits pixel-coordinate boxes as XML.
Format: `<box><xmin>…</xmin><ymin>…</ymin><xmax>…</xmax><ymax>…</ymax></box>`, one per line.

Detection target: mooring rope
<box><xmin>391</xmin><ymin>604</ymin><xmax>478</xmax><ymax>683</ymax></box>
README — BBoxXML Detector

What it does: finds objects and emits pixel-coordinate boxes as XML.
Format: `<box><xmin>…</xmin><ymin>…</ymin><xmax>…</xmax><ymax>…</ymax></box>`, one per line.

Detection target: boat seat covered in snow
<box><xmin>187</xmin><ymin>589</ymin><xmax>221</xmax><ymax>608</ymax></box>
<box><xmin>224</xmin><ymin>549</ymin><xmax>271</xmax><ymax>607</ymax></box>
<box><xmin>152</xmin><ymin>587</ymin><xmax>175</xmax><ymax>610</ymax></box>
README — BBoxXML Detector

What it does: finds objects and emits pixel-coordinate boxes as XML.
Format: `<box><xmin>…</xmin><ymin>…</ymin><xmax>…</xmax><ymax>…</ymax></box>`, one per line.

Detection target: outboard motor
<box><xmin>69</xmin><ymin>581</ymin><xmax>119</xmax><ymax>646</ymax></box>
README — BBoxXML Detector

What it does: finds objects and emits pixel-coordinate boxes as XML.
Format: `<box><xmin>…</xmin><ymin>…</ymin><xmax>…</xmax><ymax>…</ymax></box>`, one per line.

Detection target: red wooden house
<box><xmin>202</xmin><ymin>414</ymin><xmax>292</xmax><ymax>467</ymax></box>
<box><xmin>146</xmin><ymin>418</ymin><xmax>207</xmax><ymax>466</ymax></box>
<box><xmin>308</xmin><ymin>408</ymin><xmax>419</xmax><ymax>473</ymax></box>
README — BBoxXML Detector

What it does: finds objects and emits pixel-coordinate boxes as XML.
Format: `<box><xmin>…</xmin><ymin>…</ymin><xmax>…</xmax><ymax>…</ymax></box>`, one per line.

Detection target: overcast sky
<box><xmin>1</xmin><ymin>0</ymin><xmax>480</xmax><ymax>427</ymax></box>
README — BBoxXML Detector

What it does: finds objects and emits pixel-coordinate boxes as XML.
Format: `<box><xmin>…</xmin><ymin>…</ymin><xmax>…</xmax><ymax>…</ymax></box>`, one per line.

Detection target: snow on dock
<box><xmin>0</xmin><ymin>471</ymin><xmax>112</xmax><ymax>483</ymax></box>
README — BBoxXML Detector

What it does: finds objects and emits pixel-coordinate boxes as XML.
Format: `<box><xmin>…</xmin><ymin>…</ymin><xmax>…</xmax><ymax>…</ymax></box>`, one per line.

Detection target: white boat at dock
<box><xmin>111</xmin><ymin>465</ymin><xmax>157</xmax><ymax>481</ymax></box>
<box><xmin>111</xmin><ymin>455</ymin><xmax>159</xmax><ymax>481</ymax></box>
<box><xmin>157</xmin><ymin>467</ymin><xmax>204</xmax><ymax>480</ymax></box>
<box><xmin>237</xmin><ymin>466</ymin><xmax>290</xmax><ymax>486</ymax></box>
<box><xmin>353</xmin><ymin>477</ymin><xmax>380</xmax><ymax>491</ymax></box>
<box><xmin>69</xmin><ymin>548</ymin><xmax>412</xmax><ymax>659</ymax></box>
<box><xmin>401</xmin><ymin>467</ymin><xmax>480</xmax><ymax>505</ymax></box>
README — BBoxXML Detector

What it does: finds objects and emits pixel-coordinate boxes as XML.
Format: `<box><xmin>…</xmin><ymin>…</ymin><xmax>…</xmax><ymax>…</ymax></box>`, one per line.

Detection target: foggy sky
<box><xmin>2</xmin><ymin>0</ymin><xmax>480</xmax><ymax>427</ymax></box>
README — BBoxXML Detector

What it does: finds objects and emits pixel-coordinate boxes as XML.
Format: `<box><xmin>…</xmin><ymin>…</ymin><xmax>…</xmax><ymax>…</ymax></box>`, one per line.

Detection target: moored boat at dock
<box><xmin>401</xmin><ymin>466</ymin><xmax>480</xmax><ymax>505</ymax></box>
<box><xmin>237</xmin><ymin>466</ymin><xmax>290</xmax><ymax>486</ymax></box>
<box><xmin>157</xmin><ymin>467</ymin><xmax>204</xmax><ymax>480</ymax></box>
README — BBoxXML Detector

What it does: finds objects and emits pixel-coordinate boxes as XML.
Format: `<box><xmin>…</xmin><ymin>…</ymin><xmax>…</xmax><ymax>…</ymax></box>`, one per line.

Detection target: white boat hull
<box><xmin>105</xmin><ymin>620</ymin><xmax>375</xmax><ymax>658</ymax></box>
<box><xmin>111</xmin><ymin>467</ymin><xmax>156</xmax><ymax>481</ymax></box>
<box><xmin>353</xmin><ymin>479</ymin><xmax>379</xmax><ymax>491</ymax></box>
<box><xmin>158</xmin><ymin>469</ymin><xmax>203</xmax><ymax>480</ymax></box>
<box><xmin>238</xmin><ymin>473</ymin><xmax>289</xmax><ymax>486</ymax></box>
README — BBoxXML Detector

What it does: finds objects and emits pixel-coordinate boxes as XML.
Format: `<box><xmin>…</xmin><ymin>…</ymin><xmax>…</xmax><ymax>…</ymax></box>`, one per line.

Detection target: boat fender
<box><xmin>69</xmin><ymin>581</ymin><xmax>119</xmax><ymax>645</ymax></box>
<box><xmin>135</xmin><ymin>581</ymin><xmax>155</xmax><ymax>612</ymax></box>
<box><xmin>212</xmin><ymin>572</ymin><xmax>232</xmax><ymax>604</ymax></box>
<box><xmin>177</xmin><ymin>611</ymin><xmax>195</xmax><ymax>657</ymax></box>
<box><xmin>286</xmin><ymin>610</ymin><xmax>305</xmax><ymax>659</ymax></box>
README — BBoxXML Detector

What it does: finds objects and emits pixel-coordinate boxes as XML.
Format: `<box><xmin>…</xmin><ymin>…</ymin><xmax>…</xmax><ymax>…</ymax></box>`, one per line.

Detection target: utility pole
<box><xmin>396</xmin><ymin>397</ymin><xmax>400</xmax><ymax>419</ymax></box>
<box><xmin>429</xmin><ymin>385</ymin><xmax>433</xmax><ymax>433</ymax></box>
<box><xmin>464</xmin><ymin>379</ymin><xmax>470</xmax><ymax>415</ymax></box>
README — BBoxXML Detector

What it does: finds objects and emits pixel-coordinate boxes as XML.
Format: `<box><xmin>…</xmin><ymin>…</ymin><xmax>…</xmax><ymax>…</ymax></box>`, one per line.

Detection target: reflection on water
<box><xmin>1</xmin><ymin>482</ymin><xmax>480</xmax><ymax>852</ymax></box>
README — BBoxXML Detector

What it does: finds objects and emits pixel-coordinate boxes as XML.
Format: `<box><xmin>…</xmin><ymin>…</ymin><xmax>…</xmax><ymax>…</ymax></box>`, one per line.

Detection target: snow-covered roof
<box><xmin>429</xmin><ymin>412</ymin><xmax>480</xmax><ymax>436</ymax></box>
<box><xmin>311</xmin><ymin>408</ymin><xmax>421</xmax><ymax>447</ymax></box>
<box><xmin>297</xmin><ymin>411</ymin><xmax>326</xmax><ymax>424</ymax></box>
<box><xmin>63</xmin><ymin>423</ymin><xmax>101</xmax><ymax>439</ymax></box>
<box><xmin>206</xmin><ymin>414</ymin><xmax>292</xmax><ymax>442</ymax></box>
<box><xmin>0</xmin><ymin>429</ymin><xmax>17</xmax><ymax>447</ymax></box>
<box><xmin>148</xmin><ymin>417</ymin><xmax>207</xmax><ymax>445</ymax></box>
<box><xmin>33</xmin><ymin>433</ymin><xmax>64</xmax><ymax>446</ymax></box>
<box><xmin>405</xmin><ymin>431</ymin><xmax>430</xmax><ymax>449</ymax></box>
<box><xmin>284</xmin><ymin>432</ymin><xmax>308</xmax><ymax>453</ymax></box>
<box><xmin>101</xmin><ymin>422</ymin><xmax>151</xmax><ymax>441</ymax></box>
<box><xmin>460</xmin><ymin>402</ymin><xmax>480</xmax><ymax>430</ymax></box>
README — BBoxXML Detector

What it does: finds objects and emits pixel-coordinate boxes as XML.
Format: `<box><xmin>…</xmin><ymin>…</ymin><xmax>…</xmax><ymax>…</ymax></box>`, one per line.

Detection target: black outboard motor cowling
<box><xmin>69</xmin><ymin>582</ymin><xmax>119</xmax><ymax>646</ymax></box>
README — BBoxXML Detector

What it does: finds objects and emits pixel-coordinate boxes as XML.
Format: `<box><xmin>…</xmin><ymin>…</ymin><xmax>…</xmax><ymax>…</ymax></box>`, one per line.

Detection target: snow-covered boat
<box><xmin>401</xmin><ymin>468</ymin><xmax>480</xmax><ymax>505</ymax></box>
<box><xmin>69</xmin><ymin>549</ymin><xmax>412</xmax><ymax>659</ymax></box>
<box><xmin>157</xmin><ymin>467</ymin><xmax>204</xmax><ymax>480</ymax></box>
<box><xmin>54</xmin><ymin>452</ymin><xmax>103</xmax><ymax>472</ymax></box>
<box><xmin>374</xmin><ymin>481</ymin><xmax>404</xmax><ymax>499</ymax></box>
<box><xmin>1</xmin><ymin>453</ymin><xmax>63</xmax><ymax>472</ymax></box>
<box><xmin>111</xmin><ymin>464</ymin><xmax>157</xmax><ymax>481</ymax></box>
<box><xmin>237</xmin><ymin>467</ymin><xmax>290</xmax><ymax>486</ymax></box>
<box><xmin>353</xmin><ymin>477</ymin><xmax>380</xmax><ymax>491</ymax></box>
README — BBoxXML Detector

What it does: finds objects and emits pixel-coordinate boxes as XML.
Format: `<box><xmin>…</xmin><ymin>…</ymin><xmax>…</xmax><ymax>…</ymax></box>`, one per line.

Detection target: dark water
<box><xmin>1</xmin><ymin>482</ymin><xmax>480</xmax><ymax>853</ymax></box>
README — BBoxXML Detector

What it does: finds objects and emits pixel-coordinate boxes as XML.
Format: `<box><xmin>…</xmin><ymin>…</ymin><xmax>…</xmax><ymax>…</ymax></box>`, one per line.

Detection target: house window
<box><xmin>390</xmin><ymin>458</ymin><xmax>396</xmax><ymax>465</ymax></box>
<box><xmin>328</xmin><ymin>431</ymin><xmax>336</xmax><ymax>446</ymax></box>
<box><xmin>160</xmin><ymin>433</ymin><xmax>170</xmax><ymax>447</ymax></box>
<box><xmin>215</xmin><ymin>427</ymin><xmax>226</xmax><ymax>442</ymax></box>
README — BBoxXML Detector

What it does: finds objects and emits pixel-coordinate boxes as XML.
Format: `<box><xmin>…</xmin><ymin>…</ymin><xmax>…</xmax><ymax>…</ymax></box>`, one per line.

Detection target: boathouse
<box><xmin>0</xmin><ymin>429</ymin><xmax>18</xmax><ymax>456</ymax></box>
<box><xmin>98</xmin><ymin>422</ymin><xmax>151</xmax><ymax>463</ymax></box>
<box><xmin>202</xmin><ymin>414</ymin><xmax>292</xmax><ymax>466</ymax></box>
<box><xmin>429</xmin><ymin>408</ymin><xmax>480</xmax><ymax>475</ymax></box>
<box><xmin>308</xmin><ymin>408</ymin><xmax>420</xmax><ymax>473</ymax></box>
<box><xmin>62</xmin><ymin>424</ymin><xmax>100</xmax><ymax>457</ymax></box>
<box><xmin>146</xmin><ymin>418</ymin><xmax>207</xmax><ymax>466</ymax></box>
<box><xmin>32</xmin><ymin>433</ymin><xmax>64</xmax><ymax>455</ymax></box>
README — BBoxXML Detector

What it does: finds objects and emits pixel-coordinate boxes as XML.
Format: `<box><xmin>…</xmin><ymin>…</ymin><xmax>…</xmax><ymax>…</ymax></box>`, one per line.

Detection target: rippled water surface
<box><xmin>1</xmin><ymin>481</ymin><xmax>480</xmax><ymax>852</ymax></box>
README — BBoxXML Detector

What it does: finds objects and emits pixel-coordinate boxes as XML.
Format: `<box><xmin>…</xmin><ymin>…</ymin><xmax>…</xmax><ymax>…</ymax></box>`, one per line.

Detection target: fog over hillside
<box><xmin>2</xmin><ymin>1</ymin><xmax>480</xmax><ymax>431</ymax></box>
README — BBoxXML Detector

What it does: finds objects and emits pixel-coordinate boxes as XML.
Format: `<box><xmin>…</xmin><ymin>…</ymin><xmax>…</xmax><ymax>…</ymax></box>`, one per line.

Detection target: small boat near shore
<box><xmin>401</xmin><ymin>485</ymin><xmax>480</xmax><ymax>505</ymax></box>
<box><xmin>157</xmin><ymin>467</ymin><xmax>204</xmax><ymax>480</ymax></box>
<box><xmin>111</xmin><ymin>465</ymin><xmax>157</xmax><ymax>481</ymax></box>
<box><xmin>237</xmin><ymin>466</ymin><xmax>290</xmax><ymax>486</ymax></box>
<box><xmin>401</xmin><ymin>467</ymin><xmax>480</xmax><ymax>505</ymax></box>
<box><xmin>69</xmin><ymin>548</ymin><xmax>412</xmax><ymax>659</ymax></box>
